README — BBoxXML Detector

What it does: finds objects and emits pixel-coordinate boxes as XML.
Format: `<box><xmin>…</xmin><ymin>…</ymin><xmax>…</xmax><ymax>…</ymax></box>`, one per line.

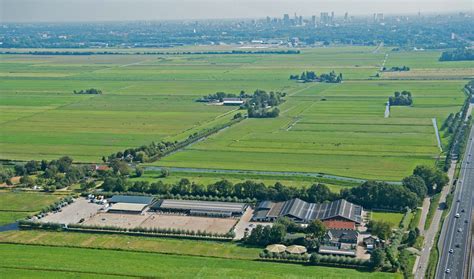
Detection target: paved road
<box><xmin>415</xmin><ymin>160</ymin><xmax>457</xmax><ymax>279</ymax></box>
<box><xmin>436</xmin><ymin>124</ymin><xmax>474</xmax><ymax>279</ymax></box>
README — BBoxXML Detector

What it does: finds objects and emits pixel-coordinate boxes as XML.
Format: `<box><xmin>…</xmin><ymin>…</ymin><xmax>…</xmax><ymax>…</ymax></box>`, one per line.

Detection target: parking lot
<box><xmin>40</xmin><ymin>198</ymin><xmax>104</xmax><ymax>225</ymax></box>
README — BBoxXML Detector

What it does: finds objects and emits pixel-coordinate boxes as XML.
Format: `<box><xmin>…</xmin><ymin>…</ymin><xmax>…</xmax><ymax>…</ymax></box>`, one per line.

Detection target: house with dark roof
<box><xmin>108</xmin><ymin>195</ymin><xmax>155</xmax><ymax>205</ymax></box>
<box><xmin>252</xmin><ymin>198</ymin><xmax>363</xmax><ymax>226</ymax></box>
<box><xmin>319</xmin><ymin>229</ymin><xmax>359</xmax><ymax>257</ymax></box>
<box><xmin>323</xmin><ymin>229</ymin><xmax>359</xmax><ymax>244</ymax></box>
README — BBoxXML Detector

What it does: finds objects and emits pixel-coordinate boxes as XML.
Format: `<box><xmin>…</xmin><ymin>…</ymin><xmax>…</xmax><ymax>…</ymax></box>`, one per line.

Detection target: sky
<box><xmin>0</xmin><ymin>0</ymin><xmax>472</xmax><ymax>23</ymax></box>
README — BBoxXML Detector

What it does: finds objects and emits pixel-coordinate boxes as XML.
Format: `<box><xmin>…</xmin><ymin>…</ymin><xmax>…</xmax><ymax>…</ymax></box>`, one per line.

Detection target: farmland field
<box><xmin>157</xmin><ymin>79</ymin><xmax>468</xmax><ymax>180</ymax></box>
<box><xmin>1</xmin><ymin>47</ymin><xmax>472</xmax><ymax>180</ymax></box>
<box><xmin>0</xmin><ymin>243</ymin><xmax>400</xmax><ymax>278</ymax></box>
<box><xmin>0</xmin><ymin>191</ymin><xmax>63</xmax><ymax>225</ymax></box>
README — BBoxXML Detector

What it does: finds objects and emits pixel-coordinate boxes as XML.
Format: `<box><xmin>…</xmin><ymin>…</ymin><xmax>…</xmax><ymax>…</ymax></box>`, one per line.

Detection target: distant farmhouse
<box><xmin>252</xmin><ymin>198</ymin><xmax>362</xmax><ymax>228</ymax></box>
<box><xmin>222</xmin><ymin>98</ymin><xmax>244</xmax><ymax>106</ymax></box>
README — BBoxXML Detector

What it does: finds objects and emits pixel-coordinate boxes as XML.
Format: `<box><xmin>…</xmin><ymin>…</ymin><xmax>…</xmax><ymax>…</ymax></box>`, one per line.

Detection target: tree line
<box><xmin>289</xmin><ymin>70</ymin><xmax>342</xmax><ymax>83</ymax></box>
<box><xmin>197</xmin><ymin>91</ymin><xmax>250</xmax><ymax>102</ymax></box>
<box><xmin>73</xmin><ymin>88</ymin><xmax>102</xmax><ymax>94</ymax></box>
<box><xmin>99</xmin><ymin>163</ymin><xmax>447</xmax><ymax>210</ymax></box>
<box><xmin>8</xmin><ymin>50</ymin><xmax>300</xmax><ymax>56</ymax></box>
<box><xmin>442</xmin><ymin>89</ymin><xmax>472</xmax><ymax>171</ymax></box>
<box><xmin>388</xmin><ymin>91</ymin><xmax>412</xmax><ymax>106</ymax></box>
<box><xmin>382</xmin><ymin>66</ymin><xmax>410</xmax><ymax>71</ymax></box>
<box><xmin>105</xmin><ymin>115</ymin><xmax>243</xmax><ymax>163</ymax></box>
<box><xmin>341</xmin><ymin>165</ymin><xmax>448</xmax><ymax>210</ymax></box>
<box><xmin>439</xmin><ymin>48</ymin><xmax>474</xmax><ymax>61</ymax></box>
<box><xmin>101</xmin><ymin>177</ymin><xmax>337</xmax><ymax>203</ymax></box>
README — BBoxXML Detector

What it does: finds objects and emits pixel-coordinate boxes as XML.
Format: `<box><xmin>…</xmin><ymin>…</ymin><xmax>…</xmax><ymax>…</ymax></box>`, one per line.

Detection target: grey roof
<box><xmin>327</xmin><ymin>229</ymin><xmax>358</xmax><ymax>242</ymax></box>
<box><xmin>255</xmin><ymin>198</ymin><xmax>362</xmax><ymax>224</ymax></box>
<box><xmin>109</xmin><ymin>195</ymin><xmax>155</xmax><ymax>205</ymax></box>
<box><xmin>256</xmin><ymin>201</ymin><xmax>274</xmax><ymax>210</ymax></box>
<box><xmin>152</xmin><ymin>199</ymin><xmax>246</xmax><ymax>214</ymax></box>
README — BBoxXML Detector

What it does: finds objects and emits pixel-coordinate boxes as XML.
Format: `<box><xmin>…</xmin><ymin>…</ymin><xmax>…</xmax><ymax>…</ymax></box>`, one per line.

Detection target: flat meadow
<box><xmin>1</xmin><ymin>47</ymin><xmax>472</xmax><ymax>180</ymax></box>
<box><xmin>0</xmin><ymin>243</ymin><xmax>400</xmax><ymax>279</ymax></box>
<box><xmin>0</xmin><ymin>191</ymin><xmax>63</xmax><ymax>225</ymax></box>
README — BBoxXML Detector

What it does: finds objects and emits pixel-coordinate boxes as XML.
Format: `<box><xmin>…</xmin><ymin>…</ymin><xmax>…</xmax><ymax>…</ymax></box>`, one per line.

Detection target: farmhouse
<box><xmin>222</xmin><ymin>98</ymin><xmax>244</xmax><ymax>106</ymax></box>
<box><xmin>252</xmin><ymin>199</ymin><xmax>362</xmax><ymax>226</ymax></box>
<box><xmin>107</xmin><ymin>195</ymin><xmax>155</xmax><ymax>214</ymax></box>
<box><xmin>319</xmin><ymin>229</ymin><xmax>359</xmax><ymax>257</ymax></box>
<box><xmin>150</xmin><ymin>199</ymin><xmax>247</xmax><ymax>218</ymax></box>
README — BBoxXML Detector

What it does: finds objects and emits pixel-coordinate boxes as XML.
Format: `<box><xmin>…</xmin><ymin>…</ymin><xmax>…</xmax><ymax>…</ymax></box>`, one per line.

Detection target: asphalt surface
<box><xmin>436</xmin><ymin>124</ymin><xmax>474</xmax><ymax>279</ymax></box>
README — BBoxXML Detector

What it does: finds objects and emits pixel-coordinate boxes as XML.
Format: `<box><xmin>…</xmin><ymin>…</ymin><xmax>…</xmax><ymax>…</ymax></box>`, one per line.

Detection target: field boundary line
<box><xmin>0</xmin><ymin>265</ymin><xmax>145</xmax><ymax>278</ymax></box>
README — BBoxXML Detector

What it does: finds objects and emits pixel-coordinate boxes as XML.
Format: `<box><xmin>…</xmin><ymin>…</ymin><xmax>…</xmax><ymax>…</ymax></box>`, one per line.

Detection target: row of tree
<box><xmin>443</xmin><ymin>85</ymin><xmax>472</xmax><ymax>171</ymax></box>
<box><xmin>106</xmin><ymin>115</ymin><xmax>243</xmax><ymax>163</ymax></box>
<box><xmin>100</xmin><ymin>163</ymin><xmax>447</xmax><ymax>210</ymax></box>
<box><xmin>102</xmin><ymin>176</ymin><xmax>337</xmax><ymax>203</ymax></box>
<box><xmin>341</xmin><ymin>165</ymin><xmax>448</xmax><ymax>210</ymax></box>
<box><xmin>198</xmin><ymin>91</ymin><xmax>250</xmax><ymax>102</ymax></box>
<box><xmin>290</xmin><ymin>70</ymin><xmax>343</xmax><ymax>83</ymax></box>
<box><xmin>388</xmin><ymin>91</ymin><xmax>412</xmax><ymax>106</ymax></box>
<box><xmin>439</xmin><ymin>48</ymin><xmax>474</xmax><ymax>61</ymax></box>
<box><xmin>382</xmin><ymin>66</ymin><xmax>410</xmax><ymax>71</ymax></box>
<box><xmin>73</xmin><ymin>88</ymin><xmax>102</xmax><ymax>94</ymax></box>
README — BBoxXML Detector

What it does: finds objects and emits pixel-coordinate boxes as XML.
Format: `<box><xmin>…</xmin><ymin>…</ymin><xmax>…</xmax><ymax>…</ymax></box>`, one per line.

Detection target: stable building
<box><xmin>150</xmin><ymin>199</ymin><xmax>247</xmax><ymax>218</ymax></box>
<box><xmin>252</xmin><ymin>198</ymin><xmax>362</xmax><ymax>227</ymax></box>
<box><xmin>222</xmin><ymin>98</ymin><xmax>244</xmax><ymax>106</ymax></box>
<box><xmin>107</xmin><ymin>195</ymin><xmax>155</xmax><ymax>214</ymax></box>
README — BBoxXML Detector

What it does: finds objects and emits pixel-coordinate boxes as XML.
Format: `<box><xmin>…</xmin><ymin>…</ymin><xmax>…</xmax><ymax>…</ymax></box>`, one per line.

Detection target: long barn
<box><xmin>151</xmin><ymin>199</ymin><xmax>247</xmax><ymax>218</ymax></box>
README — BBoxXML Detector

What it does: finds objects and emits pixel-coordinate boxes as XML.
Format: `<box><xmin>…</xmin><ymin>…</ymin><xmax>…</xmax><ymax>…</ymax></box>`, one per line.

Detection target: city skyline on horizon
<box><xmin>1</xmin><ymin>0</ymin><xmax>472</xmax><ymax>23</ymax></box>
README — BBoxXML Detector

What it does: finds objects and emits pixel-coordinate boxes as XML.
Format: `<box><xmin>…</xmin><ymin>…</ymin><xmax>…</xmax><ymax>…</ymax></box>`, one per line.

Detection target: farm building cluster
<box><xmin>37</xmin><ymin>195</ymin><xmax>380</xmax><ymax>257</ymax></box>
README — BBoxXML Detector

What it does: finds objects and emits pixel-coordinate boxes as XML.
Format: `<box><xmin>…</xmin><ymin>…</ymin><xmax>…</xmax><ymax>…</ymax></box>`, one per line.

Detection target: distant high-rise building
<box><xmin>331</xmin><ymin>11</ymin><xmax>335</xmax><ymax>22</ymax></box>
<box><xmin>374</xmin><ymin>13</ymin><xmax>384</xmax><ymax>22</ymax></box>
<box><xmin>344</xmin><ymin>12</ymin><xmax>349</xmax><ymax>21</ymax></box>
<box><xmin>320</xmin><ymin>12</ymin><xmax>329</xmax><ymax>24</ymax></box>
<box><xmin>283</xmin><ymin>14</ymin><xmax>290</xmax><ymax>25</ymax></box>
<box><xmin>298</xmin><ymin>16</ymin><xmax>303</xmax><ymax>26</ymax></box>
<box><xmin>311</xmin><ymin>15</ymin><xmax>316</xmax><ymax>26</ymax></box>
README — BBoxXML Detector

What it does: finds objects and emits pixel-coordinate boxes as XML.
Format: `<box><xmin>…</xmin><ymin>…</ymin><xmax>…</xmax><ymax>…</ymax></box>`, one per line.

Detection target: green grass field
<box><xmin>0</xmin><ymin>243</ymin><xmax>400</xmax><ymax>279</ymax></box>
<box><xmin>130</xmin><ymin>170</ymin><xmax>356</xmax><ymax>192</ymax></box>
<box><xmin>371</xmin><ymin>211</ymin><xmax>405</xmax><ymax>227</ymax></box>
<box><xmin>156</xmin><ymin>79</ymin><xmax>467</xmax><ymax>180</ymax></box>
<box><xmin>1</xmin><ymin>47</ymin><xmax>472</xmax><ymax>180</ymax></box>
<box><xmin>0</xmin><ymin>230</ymin><xmax>260</xmax><ymax>260</ymax></box>
<box><xmin>0</xmin><ymin>191</ymin><xmax>62</xmax><ymax>225</ymax></box>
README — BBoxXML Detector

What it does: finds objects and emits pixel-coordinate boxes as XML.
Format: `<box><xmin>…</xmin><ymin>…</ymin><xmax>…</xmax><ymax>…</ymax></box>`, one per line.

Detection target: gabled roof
<box><xmin>327</xmin><ymin>229</ymin><xmax>358</xmax><ymax>242</ymax></box>
<box><xmin>276</xmin><ymin>198</ymin><xmax>362</xmax><ymax>223</ymax></box>
<box><xmin>152</xmin><ymin>199</ymin><xmax>246</xmax><ymax>214</ymax></box>
<box><xmin>108</xmin><ymin>195</ymin><xmax>155</xmax><ymax>205</ymax></box>
<box><xmin>323</xmin><ymin>220</ymin><xmax>356</xmax><ymax>230</ymax></box>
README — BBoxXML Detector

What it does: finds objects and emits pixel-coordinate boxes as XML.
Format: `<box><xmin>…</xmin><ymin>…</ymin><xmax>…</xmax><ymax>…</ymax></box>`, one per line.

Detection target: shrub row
<box><xmin>19</xmin><ymin>220</ymin><xmax>234</xmax><ymax>241</ymax></box>
<box><xmin>259</xmin><ymin>251</ymin><xmax>310</xmax><ymax>262</ymax></box>
<box><xmin>93</xmin><ymin>191</ymin><xmax>257</xmax><ymax>204</ymax></box>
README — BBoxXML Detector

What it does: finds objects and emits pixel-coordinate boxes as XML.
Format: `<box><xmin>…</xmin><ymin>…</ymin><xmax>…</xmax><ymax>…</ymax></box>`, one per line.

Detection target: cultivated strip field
<box><xmin>0</xmin><ymin>243</ymin><xmax>401</xmax><ymax>278</ymax></box>
<box><xmin>1</xmin><ymin>47</ymin><xmax>472</xmax><ymax>180</ymax></box>
<box><xmin>157</xmin><ymin>80</ymin><xmax>467</xmax><ymax>180</ymax></box>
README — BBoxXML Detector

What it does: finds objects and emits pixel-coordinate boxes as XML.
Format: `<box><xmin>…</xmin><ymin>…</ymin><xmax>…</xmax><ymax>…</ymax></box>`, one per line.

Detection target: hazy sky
<box><xmin>0</xmin><ymin>0</ymin><xmax>472</xmax><ymax>23</ymax></box>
